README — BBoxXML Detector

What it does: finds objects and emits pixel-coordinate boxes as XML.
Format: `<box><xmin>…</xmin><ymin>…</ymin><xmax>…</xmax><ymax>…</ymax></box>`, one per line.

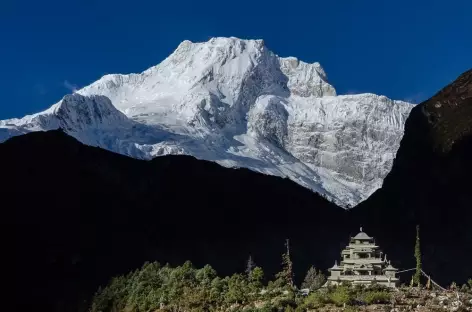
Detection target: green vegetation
<box><xmin>90</xmin><ymin>260</ymin><xmax>397</xmax><ymax>312</ymax></box>
<box><xmin>360</xmin><ymin>290</ymin><xmax>391</xmax><ymax>304</ymax></box>
<box><xmin>91</xmin><ymin>242</ymin><xmax>302</xmax><ymax>312</ymax></box>
<box><xmin>90</xmin><ymin>261</ymin><xmax>258</xmax><ymax>312</ymax></box>
<box><xmin>329</xmin><ymin>285</ymin><xmax>354</xmax><ymax>306</ymax></box>
<box><xmin>274</xmin><ymin>239</ymin><xmax>294</xmax><ymax>290</ymax></box>
<box><xmin>302</xmin><ymin>291</ymin><xmax>330</xmax><ymax>309</ymax></box>
<box><xmin>300</xmin><ymin>266</ymin><xmax>325</xmax><ymax>291</ymax></box>
<box><xmin>460</xmin><ymin>284</ymin><xmax>469</xmax><ymax>292</ymax></box>
<box><xmin>450</xmin><ymin>281</ymin><xmax>458</xmax><ymax>290</ymax></box>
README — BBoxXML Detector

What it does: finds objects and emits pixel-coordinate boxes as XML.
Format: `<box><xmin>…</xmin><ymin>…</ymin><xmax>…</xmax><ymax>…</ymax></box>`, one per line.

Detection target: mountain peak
<box><xmin>0</xmin><ymin>37</ymin><xmax>413</xmax><ymax>207</ymax></box>
<box><xmin>55</xmin><ymin>94</ymin><xmax>128</xmax><ymax>131</ymax></box>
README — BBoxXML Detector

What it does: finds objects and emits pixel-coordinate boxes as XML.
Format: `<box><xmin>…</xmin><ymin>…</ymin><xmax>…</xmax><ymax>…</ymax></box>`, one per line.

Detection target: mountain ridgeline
<box><xmin>0</xmin><ymin>37</ymin><xmax>413</xmax><ymax>207</ymax></box>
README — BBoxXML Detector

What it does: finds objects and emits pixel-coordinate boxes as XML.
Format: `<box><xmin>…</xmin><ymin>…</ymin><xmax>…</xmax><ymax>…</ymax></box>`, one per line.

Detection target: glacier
<box><xmin>0</xmin><ymin>37</ymin><xmax>413</xmax><ymax>207</ymax></box>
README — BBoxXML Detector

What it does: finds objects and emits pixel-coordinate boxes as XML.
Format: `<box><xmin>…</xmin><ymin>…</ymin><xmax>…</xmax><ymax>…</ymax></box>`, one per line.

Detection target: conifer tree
<box><xmin>248</xmin><ymin>267</ymin><xmax>264</xmax><ymax>291</ymax></box>
<box><xmin>301</xmin><ymin>266</ymin><xmax>326</xmax><ymax>290</ymax></box>
<box><xmin>413</xmin><ymin>225</ymin><xmax>422</xmax><ymax>287</ymax></box>
<box><xmin>275</xmin><ymin>239</ymin><xmax>294</xmax><ymax>289</ymax></box>
<box><xmin>245</xmin><ymin>255</ymin><xmax>256</xmax><ymax>276</ymax></box>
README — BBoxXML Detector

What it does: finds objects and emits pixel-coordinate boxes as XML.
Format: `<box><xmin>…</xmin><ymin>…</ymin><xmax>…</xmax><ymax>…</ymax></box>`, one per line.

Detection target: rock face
<box><xmin>0</xmin><ymin>37</ymin><xmax>413</xmax><ymax>207</ymax></box>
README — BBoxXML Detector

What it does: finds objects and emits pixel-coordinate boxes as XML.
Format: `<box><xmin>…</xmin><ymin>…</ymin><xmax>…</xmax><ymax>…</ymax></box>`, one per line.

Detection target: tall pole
<box><xmin>413</xmin><ymin>225</ymin><xmax>422</xmax><ymax>287</ymax></box>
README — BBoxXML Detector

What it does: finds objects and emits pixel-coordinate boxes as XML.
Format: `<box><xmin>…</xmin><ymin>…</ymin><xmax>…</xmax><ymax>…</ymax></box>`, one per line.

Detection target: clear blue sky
<box><xmin>1</xmin><ymin>0</ymin><xmax>471</xmax><ymax>119</ymax></box>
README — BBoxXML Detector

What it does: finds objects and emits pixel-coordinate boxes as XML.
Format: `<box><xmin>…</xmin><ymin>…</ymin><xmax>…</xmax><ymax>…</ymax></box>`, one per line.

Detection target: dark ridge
<box><xmin>1</xmin><ymin>130</ymin><xmax>349</xmax><ymax>312</ymax></box>
<box><xmin>354</xmin><ymin>69</ymin><xmax>472</xmax><ymax>285</ymax></box>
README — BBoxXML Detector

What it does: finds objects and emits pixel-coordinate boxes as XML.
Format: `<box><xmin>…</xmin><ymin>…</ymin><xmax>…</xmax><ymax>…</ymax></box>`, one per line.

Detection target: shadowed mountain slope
<box><xmin>2</xmin><ymin>130</ymin><xmax>348</xmax><ymax>312</ymax></box>
<box><xmin>354</xmin><ymin>69</ymin><xmax>472</xmax><ymax>285</ymax></box>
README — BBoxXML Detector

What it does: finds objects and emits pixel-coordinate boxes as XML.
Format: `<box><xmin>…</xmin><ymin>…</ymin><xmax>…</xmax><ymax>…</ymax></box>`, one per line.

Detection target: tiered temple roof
<box><xmin>325</xmin><ymin>228</ymin><xmax>399</xmax><ymax>288</ymax></box>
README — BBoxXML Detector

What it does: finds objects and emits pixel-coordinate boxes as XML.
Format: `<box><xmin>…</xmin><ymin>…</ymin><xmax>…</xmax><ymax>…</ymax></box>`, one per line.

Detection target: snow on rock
<box><xmin>0</xmin><ymin>37</ymin><xmax>414</xmax><ymax>207</ymax></box>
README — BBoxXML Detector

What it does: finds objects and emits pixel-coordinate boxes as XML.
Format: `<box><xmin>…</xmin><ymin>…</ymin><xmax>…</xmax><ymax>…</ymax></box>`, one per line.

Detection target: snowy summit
<box><xmin>0</xmin><ymin>37</ymin><xmax>413</xmax><ymax>207</ymax></box>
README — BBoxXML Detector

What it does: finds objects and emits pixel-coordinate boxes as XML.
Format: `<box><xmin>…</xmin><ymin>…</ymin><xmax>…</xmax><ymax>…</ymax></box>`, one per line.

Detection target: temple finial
<box><xmin>360</xmin><ymin>226</ymin><xmax>363</xmax><ymax>232</ymax></box>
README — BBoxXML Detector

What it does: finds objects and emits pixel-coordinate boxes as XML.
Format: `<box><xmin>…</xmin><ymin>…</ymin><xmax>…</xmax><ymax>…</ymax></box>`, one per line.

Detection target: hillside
<box><xmin>1</xmin><ymin>130</ymin><xmax>347</xmax><ymax>312</ymax></box>
<box><xmin>354</xmin><ymin>69</ymin><xmax>472</xmax><ymax>284</ymax></box>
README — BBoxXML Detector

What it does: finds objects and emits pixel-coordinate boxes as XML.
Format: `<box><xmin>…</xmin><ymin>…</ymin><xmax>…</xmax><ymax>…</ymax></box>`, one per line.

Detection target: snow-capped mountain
<box><xmin>0</xmin><ymin>37</ymin><xmax>413</xmax><ymax>207</ymax></box>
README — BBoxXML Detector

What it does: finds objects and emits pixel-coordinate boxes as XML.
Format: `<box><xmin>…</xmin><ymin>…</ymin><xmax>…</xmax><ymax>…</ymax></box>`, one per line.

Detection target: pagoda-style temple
<box><xmin>325</xmin><ymin>228</ymin><xmax>399</xmax><ymax>288</ymax></box>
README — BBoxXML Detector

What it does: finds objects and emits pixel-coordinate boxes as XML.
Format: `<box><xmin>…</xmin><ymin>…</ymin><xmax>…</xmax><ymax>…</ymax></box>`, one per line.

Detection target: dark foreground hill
<box><xmin>1</xmin><ymin>130</ymin><xmax>348</xmax><ymax>312</ymax></box>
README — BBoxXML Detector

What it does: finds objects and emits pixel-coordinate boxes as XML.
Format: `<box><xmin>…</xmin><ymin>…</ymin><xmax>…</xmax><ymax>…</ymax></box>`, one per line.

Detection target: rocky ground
<box><xmin>314</xmin><ymin>289</ymin><xmax>472</xmax><ymax>312</ymax></box>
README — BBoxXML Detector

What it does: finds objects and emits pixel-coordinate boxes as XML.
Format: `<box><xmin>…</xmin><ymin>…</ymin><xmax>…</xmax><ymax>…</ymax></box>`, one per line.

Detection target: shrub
<box><xmin>450</xmin><ymin>281</ymin><xmax>458</xmax><ymax>290</ymax></box>
<box><xmin>271</xmin><ymin>292</ymin><xmax>296</xmax><ymax>312</ymax></box>
<box><xmin>224</xmin><ymin>274</ymin><xmax>249</xmax><ymax>305</ymax></box>
<box><xmin>361</xmin><ymin>290</ymin><xmax>391</xmax><ymax>304</ymax></box>
<box><xmin>341</xmin><ymin>280</ymin><xmax>352</xmax><ymax>288</ymax></box>
<box><xmin>294</xmin><ymin>305</ymin><xmax>306</xmax><ymax>312</ymax></box>
<box><xmin>255</xmin><ymin>304</ymin><xmax>278</xmax><ymax>312</ymax></box>
<box><xmin>284</xmin><ymin>306</ymin><xmax>295</xmax><ymax>312</ymax></box>
<box><xmin>353</xmin><ymin>284</ymin><xmax>365</xmax><ymax>294</ymax></box>
<box><xmin>329</xmin><ymin>286</ymin><xmax>354</xmax><ymax>306</ymax></box>
<box><xmin>302</xmin><ymin>292</ymin><xmax>330</xmax><ymax>309</ymax></box>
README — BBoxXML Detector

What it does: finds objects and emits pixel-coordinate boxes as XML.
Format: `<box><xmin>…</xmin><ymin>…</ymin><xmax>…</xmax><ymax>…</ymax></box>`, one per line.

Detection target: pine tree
<box><xmin>248</xmin><ymin>267</ymin><xmax>264</xmax><ymax>291</ymax></box>
<box><xmin>413</xmin><ymin>225</ymin><xmax>422</xmax><ymax>287</ymax></box>
<box><xmin>301</xmin><ymin>266</ymin><xmax>326</xmax><ymax>290</ymax></box>
<box><xmin>245</xmin><ymin>255</ymin><xmax>256</xmax><ymax>276</ymax></box>
<box><xmin>275</xmin><ymin>239</ymin><xmax>294</xmax><ymax>289</ymax></box>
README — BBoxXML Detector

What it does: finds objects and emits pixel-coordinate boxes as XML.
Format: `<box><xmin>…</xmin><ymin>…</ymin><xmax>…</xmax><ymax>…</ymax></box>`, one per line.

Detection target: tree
<box><xmin>275</xmin><ymin>239</ymin><xmax>294</xmax><ymax>289</ymax></box>
<box><xmin>413</xmin><ymin>225</ymin><xmax>422</xmax><ymax>287</ymax></box>
<box><xmin>245</xmin><ymin>255</ymin><xmax>256</xmax><ymax>276</ymax></box>
<box><xmin>248</xmin><ymin>266</ymin><xmax>264</xmax><ymax>290</ymax></box>
<box><xmin>196</xmin><ymin>264</ymin><xmax>217</xmax><ymax>286</ymax></box>
<box><xmin>224</xmin><ymin>274</ymin><xmax>248</xmax><ymax>305</ymax></box>
<box><xmin>301</xmin><ymin>266</ymin><xmax>326</xmax><ymax>291</ymax></box>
